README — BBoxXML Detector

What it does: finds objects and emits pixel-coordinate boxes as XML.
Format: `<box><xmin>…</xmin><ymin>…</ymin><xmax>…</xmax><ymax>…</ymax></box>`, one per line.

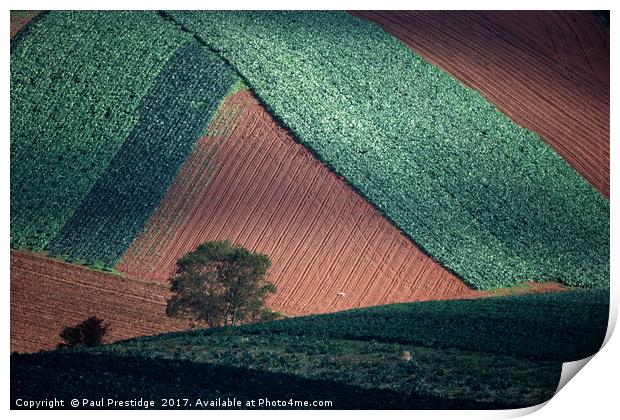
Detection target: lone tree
<box><xmin>166</xmin><ymin>240</ymin><xmax>277</xmax><ymax>328</ymax></box>
<box><xmin>58</xmin><ymin>316</ymin><xmax>109</xmax><ymax>348</ymax></box>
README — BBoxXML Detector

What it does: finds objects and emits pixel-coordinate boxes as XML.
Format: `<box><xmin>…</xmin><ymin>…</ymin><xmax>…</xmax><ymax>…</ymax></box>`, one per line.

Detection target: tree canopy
<box><xmin>166</xmin><ymin>241</ymin><xmax>277</xmax><ymax>327</ymax></box>
<box><xmin>58</xmin><ymin>316</ymin><xmax>109</xmax><ymax>348</ymax></box>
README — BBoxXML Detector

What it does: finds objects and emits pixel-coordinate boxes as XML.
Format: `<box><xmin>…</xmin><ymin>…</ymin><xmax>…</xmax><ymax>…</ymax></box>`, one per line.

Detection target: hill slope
<box><xmin>11</xmin><ymin>11</ymin><xmax>609</xmax><ymax>291</ymax></box>
<box><xmin>116</xmin><ymin>88</ymin><xmax>485</xmax><ymax>315</ymax></box>
<box><xmin>167</xmin><ymin>10</ymin><xmax>609</xmax><ymax>289</ymax></box>
<box><xmin>350</xmin><ymin>10</ymin><xmax>609</xmax><ymax>196</ymax></box>
<box><xmin>11</xmin><ymin>289</ymin><xmax>609</xmax><ymax>409</ymax></box>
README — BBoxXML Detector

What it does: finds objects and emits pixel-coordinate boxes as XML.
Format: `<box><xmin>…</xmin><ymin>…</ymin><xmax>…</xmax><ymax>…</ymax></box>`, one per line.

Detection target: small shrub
<box><xmin>58</xmin><ymin>316</ymin><xmax>109</xmax><ymax>348</ymax></box>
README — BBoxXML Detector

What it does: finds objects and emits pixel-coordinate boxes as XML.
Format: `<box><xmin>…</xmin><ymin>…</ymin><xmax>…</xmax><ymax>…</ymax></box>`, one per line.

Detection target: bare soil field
<box><xmin>117</xmin><ymin>90</ymin><xmax>488</xmax><ymax>316</ymax></box>
<box><xmin>12</xmin><ymin>12</ymin><xmax>580</xmax><ymax>352</ymax></box>
<box><xmin>479</xmin><ymin>11</ymin><xmax>609</xmax><ymax>86</ymax></box>
<box><xmin>11</xmin><ymin>250</ymin><xmax>188</xmax><ymax>353</ymax></box>
<box><xmin>487</xmin><ymin>281</ymin><xmax>568</xmax><ymax>297</ymax></box>
<box><xmin>10</xmin><ymin>11</ymin><xmax>41</xmax><ymax>38</ymax></box>
<box><xmin>350</xmin><ymin>11</ymin><xmax>609</xmax><ymax>196</ymax></box>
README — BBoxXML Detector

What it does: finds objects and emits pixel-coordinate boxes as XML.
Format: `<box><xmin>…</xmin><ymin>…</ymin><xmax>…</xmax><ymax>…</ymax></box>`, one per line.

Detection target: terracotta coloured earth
<box><xmin>11</xmin><ymin>11</ymin><xmax>607</xmax><ymax>352</ymax></box>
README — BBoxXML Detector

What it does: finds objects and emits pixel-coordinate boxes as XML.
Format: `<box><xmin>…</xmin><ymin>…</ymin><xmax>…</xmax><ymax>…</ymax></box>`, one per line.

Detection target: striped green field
<box><xmin>166</xmin><ymin>10</ymin><xmax>609</xmax><ymax>289</ymax></box>
<box><xmin>11</xmin><ymin>11</ymin><xmax>608</xmax><ymax>291</ymax></box>
<box><xmin>11</xmin><ymin>12</ymin><xmax>237</xmax><ymax>266</ymax></box>
<box><xmin>11</xmin><ymin>11</ymin><xmax>193</xmax><ymax>250</ymax></box>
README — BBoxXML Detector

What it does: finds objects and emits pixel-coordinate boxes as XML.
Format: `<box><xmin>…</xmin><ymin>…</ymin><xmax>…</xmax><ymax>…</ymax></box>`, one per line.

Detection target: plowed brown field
<box><xmin>479</xmin><ymin>11</ymin><xmax>609</xmax><ymax>86</ymax></box>
<box><xmin>11</xmin><ymin>250</ymin><xmax>188</xmax><ymax>353</ymax></box>
<box><xmin>117</xmin><ymin>89</ymin><xmax>487</xmax><ymax>316</ymax></box>
<box><xmin>12</xmin><ymin>13</ymin><xmax>578</xmax><ymax>352</ymax></box>
<box><xmin>10</xmin><ymin>11</ymin><xmax>41</xmax><ymax>38</ymax></box>
<box><xmin>350</xmin><ymin>11</ymin><xmax>609</xmax><ymax>197</ymax></box>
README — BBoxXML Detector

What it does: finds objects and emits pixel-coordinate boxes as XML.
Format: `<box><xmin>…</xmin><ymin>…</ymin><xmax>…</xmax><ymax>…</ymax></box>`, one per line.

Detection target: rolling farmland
<box><xmin>48</xmin><ymin>42</ymin><xmax>238</xmax><ymax>265</ymax></box>
<box><xmin>10</xmin><ymin>11</ymin><xmax>608</xmax><ymax>357</ymax></box>
<box><xmin>11</xmin><ymin>11</ymin><xmax>609</xmax><ymax>290</ymax></box>
<box><xmin>12</xmin><ymin>349</ymin><xmax>549</xmax><ymax>409</ymax></box>
<box><xmin>349</xmin><ymin>11</ymin><xmax>609</xmax><ymax>196</ymax></box>
<box><xmin>235</xmin><ymin>288</ymin><xmax>609</xmax><ymax>363</ymax></box>
<box><xmin>12</xmin><ymin>289</ymin><xmax>609</xmax><ymax>408</ymax></box>
<box><xmin>11</xmin><ymin>250</ymin><xmax>188</xmax><ymax>353</ymax></box>
<box><xmin>117</xmin><ymin>89</ymin><xmax>487</xmax><ymax>316</ymax></box>
<box><xmin>165</xmin><ymin>11</ymin><xmax>609</xmax><ymax>290</ymax></box>
<box><xmin>10</xmin><ymin>11</ymin><xmax>193</xmax><ymax>250</ymax></box>
<box><xmin>9</xmin><ymin>11</ymin><xmax>611</xmax><ymax>409</ymax></box>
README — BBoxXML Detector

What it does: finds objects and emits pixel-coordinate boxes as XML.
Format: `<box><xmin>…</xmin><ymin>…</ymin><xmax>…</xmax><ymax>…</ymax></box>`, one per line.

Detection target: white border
<box><xmin>4</xmin><ymin>2</ymin><xmax>617</xmax><ymax>419</ymax></box>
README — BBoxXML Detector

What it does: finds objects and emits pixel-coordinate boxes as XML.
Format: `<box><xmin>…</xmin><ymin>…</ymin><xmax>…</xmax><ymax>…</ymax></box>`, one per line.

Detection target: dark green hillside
<box><xmin>233</xmin><ymin>288</ymin><xmax>610</xmax><ymax>362</ymax></box>
<box><xmin>11</xmin><ymin>290</ymin><xmax>608</xmax><ymax>409</ymax></box>
<box><xmin>11</xmin><ymin>11</ymin><xmax>608</xmax><ymax>290</ymax></box>
<box><xmin>12</xmin><ymin>351</ymin><xmax>548</xmax><ymax>409</ymax></box>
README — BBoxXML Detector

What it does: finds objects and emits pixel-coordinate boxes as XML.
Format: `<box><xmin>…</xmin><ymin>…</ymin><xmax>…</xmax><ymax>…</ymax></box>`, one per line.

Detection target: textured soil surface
<box><xmin>11</xmin><ymin>250</ymin><xmax>189</xmax><ymax>353</ymax></box>
<box><xmin>479</xmin><ymin>11</ymin><xmax>609</xmax><ymax>85</ymax></box>
<box><xmin>350</xmin><ymin>11</ymin><xmax>609</xmax><ymax>196</ymax></box>
<box><xmin>10</xmin><ymin>11</ymin><xmax>41</xmax><ymax>38</ymax></box>
<box><xmin>12</xmin><ymin>11</ymin><xmax>594</xmax><ymax>352</ymax></box>
<box><xmin>117</xmin><ymin>90</ymin><xmax>487</xmax><ymax>316</ymax></box>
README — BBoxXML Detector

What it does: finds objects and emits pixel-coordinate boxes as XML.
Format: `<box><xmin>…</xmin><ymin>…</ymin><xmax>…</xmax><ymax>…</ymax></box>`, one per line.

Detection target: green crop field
<box><xmin>48</xmin><ymin>42</ymin><xmax>238</xmax><ymax>265</ymax></box>
<box><xmin>166</xmin><ymin>11</ymin><xmax>609</xmax><ymax>289</ymax></box>
<box><xmin>12</xmin><ymin>290</ymin><xmax>608</xmax><ymax>409</ymax></box>
<box><xmin>122</xmin><ymin>288</ymin><xmax>610</xmax><ymax>363</ymax></box>
<box><xmin>10</xmin><ymin>11</ymin><xmax>609</xmax><ymax>290</ymax></box>
<box><xmin>10</xmin><ymin>11</ymin><xmax>193</xmax><ymax>251</ymax></box>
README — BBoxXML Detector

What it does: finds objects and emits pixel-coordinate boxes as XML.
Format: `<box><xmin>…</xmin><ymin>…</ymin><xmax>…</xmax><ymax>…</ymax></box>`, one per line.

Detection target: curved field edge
<box><xmin>349</xmin><ymin>10</ymin><xmax>609</xmax><ymax>196</ymax></box>
<box><xmin>117</xmin><ymin>88</ymin><xmax>485</xmax><ymax>315</ymax></box>
<box><xmin>123</xmin><ymin>288</ymin><xmax>610</xmax><ymax>363</ymax></box>
<box><xmin>115</xmin><ymin>84</ymin><xmax>250</xmax><ymax>276</ymax></box>
<box><xmin>13</xmin><ymin>250</ymin><xmax>567</xmax><ymax>353</ymax></box>
<box><xmin>10</xmin><ymin>250</ymin><xmax>189</xmax><ymax>353</ymax></box>
<box><xmin>47</xmin><ymin>41</ymin><xmax>238</xmax><ymax>265</ymax></box>
<box><xmin>15</xmin><ymin>288</ymin><xmax>605</xmax><ymax>408</ymax></box>
<box><xmin>10</xmin><ymin>11</ymin><xmax>194</xmax><ymax>251</ymax></box>
<box><xmin>10</xmin><ymin>10</ymin><xmax>45</xmax><ymax>48</ymax></box>
<box><xmin>164</xmin><ymin>11</ymin><xmax>609</xmax><ymax>290</ymax></box>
